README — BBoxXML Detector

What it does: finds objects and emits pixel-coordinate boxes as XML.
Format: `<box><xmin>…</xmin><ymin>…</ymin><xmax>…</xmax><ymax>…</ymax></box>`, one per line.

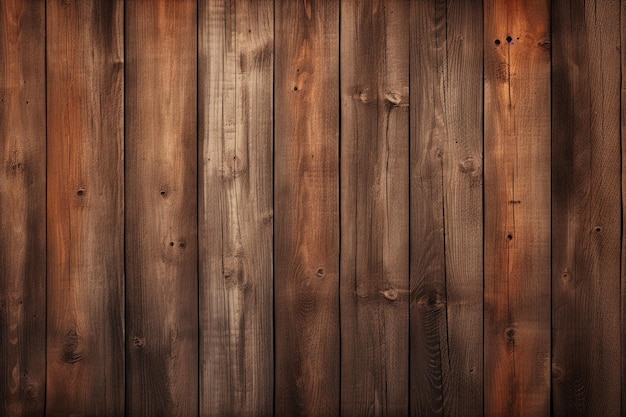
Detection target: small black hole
<box><xmin>506</xmin><ymin>36</ymin><xmax>513</xmax><ymax>43</ymax></box>
<box><xmin>293</xmin><ymin>86</ymin><xmax>298</xmax><ymax>91</ymax></box>
<box><xmin>495</xmin><ymin>39</ymin><xmax>501</xmax><ymax>45</ymax></box>
<box><xmin>169</xmin><ymin>242</ymin><xmax>174</xmax><ymax>247</ymax></box>
<box><xmin>507</xmin><ymin>234</ymin><xmax>513</xmax><ymax>240</ymax></box>
<box><xmin>77</xmin><ymin>189</ymin><xmax>84</xmax><ymax>196</ymax></box>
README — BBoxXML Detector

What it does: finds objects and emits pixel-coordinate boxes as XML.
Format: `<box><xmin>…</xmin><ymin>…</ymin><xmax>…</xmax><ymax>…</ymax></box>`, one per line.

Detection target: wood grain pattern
<box><xmin>409</xmin><ymin>1</ymin><xmax>483</xmax><ymax>416</ymax></box>
<box><xmin>340</xmin><ymin>0</ymin><xmax>409</xmax><ymax>415</ymax></box>
<box><xmin>46</xmin><ymin>0</ymin><xmax>124</xmax><ymax>415</ymax></box>
<box><xmin>198</xmin><ymin>0</ymin><xmax>273</xmax><ymax>415</ymax></box>
<box><xmin>552</xmin><ymin>1</ymin><xmax>622</xmax><ymax>416</ymax></box>
<box><xmin>0</xmin><ymin>0</ymin><xmax>46</xmax><ymax>415</ymax></box>
<box><xmin>274</xmin><ymin>0</ymin><xmax>340</xmax><ymax>416</ymax></box>
<box><xmin>483</xmin><ymin>1</ymin><xmax>551</xmax><ymax>416</ymax></box>
<box><xmin>125</xmin><ymin>1</ymin><xmax>198</xmax><ymax>415</ymax></box>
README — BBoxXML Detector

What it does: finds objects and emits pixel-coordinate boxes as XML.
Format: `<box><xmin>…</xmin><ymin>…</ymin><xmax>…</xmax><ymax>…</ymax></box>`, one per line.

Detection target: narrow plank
<box><xmin>551</xmin><ymin>0</ymin><xmax>622</xmax><ymax>416</ymax></box>
<box><xmin>125</xmin><ymin>1</ymin><xmax>198</xmax><ymax>415</ymax></box>
<box><xmin>0</xmin><ymin>0</ymin><xmax>46</xmax><ymax>415</ymax></box>
<box><xmin>622</xmin><ymin>1</ymin><xmax>626</xmax><ymax>414</ymax></box>
<box><xmin>274</xmin><ymin>0</ymin><xmax>340</xmax><ymax>416</ymax></box>
<box><xmin>340</xmin><ymin>0</ymin><xmax>409</xmax><ymax>415</ymax></box>
<box><xmin>198</xmin><ymin>0</ymin><xmax>273</xmax><ymax>415</ymax></box>
<box><xmin>483</xmin><ymin>1</ymin><xmax>551</xmax><ymax>416</ymax></box>
<box><xmin>46</xmin><ymin>0</ymin><xmax>124</xmax><ymax>415</ymax></box>
<box><xmin>409</xmin><ymin>0</ymin><xmax>484</xmax><ymax>416</ymax></box>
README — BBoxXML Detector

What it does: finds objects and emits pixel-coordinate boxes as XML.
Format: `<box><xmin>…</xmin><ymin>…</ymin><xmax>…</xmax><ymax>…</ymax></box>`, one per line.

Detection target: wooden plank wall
<box><xmin>1</xmin><ymin>1</ymin><xmax>625</xmax><ymax>417</ymax></box>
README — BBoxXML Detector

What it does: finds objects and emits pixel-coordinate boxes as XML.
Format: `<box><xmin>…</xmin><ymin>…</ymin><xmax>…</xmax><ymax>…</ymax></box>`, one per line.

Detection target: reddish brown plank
<box><xmin>125</xmin><ymin>1</ymin><xmax>198</xmax><ymax>415</ymax></box>
<box><xmin>198</xmin><ymin>0</ymin><xmax>274</xmax><ymax>415</ymax></box>
<box><xmin>340</xmin><ymin>0</ymin><xmax>409</xmax><ymax>415</ymax></box>
<box><xmin>274</xmin><ymin>0</ymin><xmax>340</xmax><ymax>416</ymax></box>
<box><xmin>409</xmin><ymin>0</ymin><xmax>483</xmax><ymax>416</ymax></box>
<box><xmin>0</xmin><ymin>0</ymin><xmax>46</xmax><ymax>415</ymax></box>
<box><xmin>46</xmin><ymin>0</ymin><xmax>124</xmax><ymax>415</ymax></box>
<box><xmin>483</xmin><ymin>1</ymin><xmax>551</xmax><ymax>416</ymax></box>
<box><xmin>552</xmin><ymin>0</ymin><xmax>621</xmax><ymax>416</ymax></box>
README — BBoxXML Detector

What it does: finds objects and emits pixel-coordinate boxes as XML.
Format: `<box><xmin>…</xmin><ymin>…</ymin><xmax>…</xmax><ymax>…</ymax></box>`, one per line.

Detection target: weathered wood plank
<box><xmin>483</xmin><ymin>1</ymin><xmax>551</xmax><ymax>416</ymax></box>
<box><xmin>198</xmin><ymin>0</ymin><xmax>274</xmax><ymax>415</ymax></box>
<box><xmin>45</xmin><ymin>0</ymin><xmax>124</xmax><ymax>415</ymax></box>
<box><xmin>0</xmin><ymin>0</ymin><xmax>46</xmax><ymax>415</ymax></box>
<box><xmin>340</xmin><ymin>0</ymin><xmax>409</xmax><ymax>415</ymax></box>
<box><xmin>125</xmin><ymin>1</ymin><xmax>198</xmax><ymax>415</ymax></box>
<box><xmin>552</xmin><ymin>0</ymin><xmax>622</xmax><ymax>416</ymax></box>
<box><xmin>274</xmin><ymin>0</ymin><xmax>340</xmax><ymax>416</ymax></box>
<box><xmin>409</xmin><ymin>0</ymin><xmax>483</xmax><ymax>415</ymax></box>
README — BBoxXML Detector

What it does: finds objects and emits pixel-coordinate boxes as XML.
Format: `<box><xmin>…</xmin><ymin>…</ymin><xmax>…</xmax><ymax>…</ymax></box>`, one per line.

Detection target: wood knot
<box><xmin>384</xmin><ymin>91</ymin><xmax>402</xmax><ymax>105</ymax></box>
<box><xmin>61</xmin><ymin>330</ymin><xmax>82</xmax><ymax>364</ymax></box>
<box><xmin>458</xmin><ymin>157</ymin><xmax>479</xmax><ymax>175</ymax></box>
<box><xmin>358</xmin><ymin>88</ymin><xmax>370</xmax><ymax>103</ymax></box>
<box><xmin>133</xmin><ymin>337</ymin><xmax>145</xmax><ymax>348</ymax></box>
<box><xmin>316</xmin><ymin>268</ymin><xmax>325</xmax><ymax>278</ymax></box>
<box><xmin>380</xmin><ymin>289</ymin><xmax>398</xmax><ymax>301</ymax></box>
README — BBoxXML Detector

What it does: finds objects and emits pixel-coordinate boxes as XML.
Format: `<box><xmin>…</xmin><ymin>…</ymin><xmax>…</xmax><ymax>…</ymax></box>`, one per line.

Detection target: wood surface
<box><xmin>340</xmin><ymin>0</ymin><xmax>409</xmax><ymax>415</ymax></box>
<box><xmin>409</xmin><ymin>0</ymin><xmax>484</xmax><ymax>416</ymax></box>
<box><xmin>274</xmin><ymin>0</ymin><xmax>340</xmax><ymax>416</ymax></box>
<box><xmin>0</xmin><ymin>0</ymin><xmax>46</xmax><ymax>415</ymax></box>
<box><xmin>552</xmin><ymin>1</ymin><xmax>622</xmax><ymax>416</ymax></box>
<box><xmin>125</xmin><ymin>0</ymin><xmax>198</xmax><ymax>415</ymax></box>
<box><xmin>46</xmin><ymin>0</ymin><xmax>124</xmax><ymax>415</ymax></box>
<box><xmin>483</xmin><ymin>1</ymin><xmax>551</xmax><ymax>416</ymax></box>
<box><xmin>198</xmin><ymin>0</ymin><xmax>274</xmax><ymax>415</ymax></box>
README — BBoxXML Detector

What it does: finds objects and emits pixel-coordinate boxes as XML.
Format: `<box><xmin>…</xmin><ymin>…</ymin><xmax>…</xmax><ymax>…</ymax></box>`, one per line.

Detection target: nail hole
<box><xmin>293</xmin><ymin>86</ymin><xmax>298</xmax><ymax>91</ymax></box>
<box><xmin>507</xmin><ymin>234</ymin><xmax>513</xmax><ymax>240</ymax></box>
<box><xmin>160</xmin><ymin>190</ymin><xmax>166</xmax><ymax>197</ymax></box>
<box><xmin>506</xmin><ymin>36</ymin><xmax>513</xmax><ymax>43</ymax></box>
<box><xmin>495</xmin><ymin>39</ymin><xmax>501</xmax><ymax>45</ymax></box>
<box><xmin>76</xmin><ymin>189</ymin><xmax>84</xmax><ymax>196</ymax></box>
<box><xmin>594</xmin><ymin>226</ymin><xmax>602</xmax><ymax>233</ymax></box>
<box><xmin>169</xmin><ymin>242</ymin><xmax>174</xmax><ymax>247</ymax></box>
<box><xmin>316</xmin><ymin>268</ymin><xmax>325</xmax><ymax>277</ymax></box>
<box><xmin>179</xmin><ymin>242</ymin><xmax>185</xmax><ymax>249</ymax></box>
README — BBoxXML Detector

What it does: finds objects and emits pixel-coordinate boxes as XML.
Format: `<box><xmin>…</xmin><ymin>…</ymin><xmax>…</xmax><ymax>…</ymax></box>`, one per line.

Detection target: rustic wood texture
<box><xmin>0</xmin><ymin>0</ymin><xmax>46</xmax><ymax>415</ymax></box>
<box><xmin>340</xmin><ymin>0</ymin><xmax>409</xmax><ymax>415</ymax></box>
<box><xmin>274</xmin><ymin>1</ymin><xmax>340</xmax><ymax>416</ymax></box>
<box><xmin>46</xmin><ymin>0</ymin><xmax>124</xmax><ymax>415</ymax></box>
<box><xmin>552</xmin><ymin>1</ymin><xmax>622</xmax><ymax>416</ymax></box>
<box><xmin>409</xmin><ymin>0</ymin><xmax>484</xmax><ymax>416</ymax></box>
<box><xmin>198</xmin><ymin>0</ymin><xmax>274</xmax><ymax>415</ymax></box>
<box><xmin>483</xmin><ymin>1</ymin><xmax>551</xmax><ymax>416</ymax></box>
<box><xmin>125</xmin><ymin>0</ymin><xmax>198</xmax><ymax>415</ymax></box>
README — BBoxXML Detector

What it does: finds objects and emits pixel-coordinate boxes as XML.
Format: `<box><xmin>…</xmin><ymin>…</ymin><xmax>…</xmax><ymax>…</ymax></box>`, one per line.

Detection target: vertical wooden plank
<box><xmin>552</xmin><ymin>0</ymin><xmax>622</xmax><ymax>416</ymax></box>
<box><xmin>46</xmin><ymin>0</ymin><xmax>124</xmax><ymax>415</ymax></box>
<box><xmin>340</xmin><ymin>0</ymin><xmax>409</xmax><ymax>415</ymax></box>
<box><xmin>483</xmin><ymin>1</ymin><xmax>551</xmax><ymax>416</ymax></box>
<box><xmin>274</xmin><ymin>0</ymin><xmax>340</xmax><ymax>416</ymax></box>
<box><xmin>0</xmin><ymin>0</ymin><xmax>46</xmax><ymax>415</ymax></box>
<box><xmin>409</xmin><ymin>0</ymin><xmax>483</xmax><ymax>416</ymax></box>
<box><xmin>125</xmin><ymin>1</ymin><xmax>198</xmax><ymax>415</ymax></box>
<box><xmin>198</xmin><ymin>0</ymin><xmax>273</xmax><ymax>415</ymax></box>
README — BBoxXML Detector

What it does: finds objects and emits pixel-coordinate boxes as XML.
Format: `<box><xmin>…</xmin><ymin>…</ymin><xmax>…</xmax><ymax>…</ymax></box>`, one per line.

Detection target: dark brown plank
<box><xmin>45</xmin><ymin>0</ymin><xmax>124</xmax><ymax>415</ymax></box>
<box><xmin>340</xmin><ymin>0</ymin><xmax>409</xmax><ymax>415</ymax></box>
<box><xmin>409</xmin><ymin>0</ymin><xmax>483</xmax><ymax>415</ymax></box>
<box><xmin>198</xmin><ymin>0</ymin><xmax>274</xmax><ymax>415</ymax></box>
<box><xmin>125</xmin><ymin>1</ymin><xmax>198</xmax><ymax>415</ymax></box>
<box><xmin>483</xmin><ymin>1</ymin><xmax>551</xmax><ymax>416</ymax></box>
<box><xmin>552</xmin><ymin>0</ymin><xmax>622</xmax><ymax>416</ymax></box>
<box><xmin>274</xmin><ymin>0</ymin><xmax>340</xmax><ymax>416</ymax></box>
<box><xmin>0</xmin><ymin>0</ymin><xmax>46</xmax><ymax>415</ymax></box>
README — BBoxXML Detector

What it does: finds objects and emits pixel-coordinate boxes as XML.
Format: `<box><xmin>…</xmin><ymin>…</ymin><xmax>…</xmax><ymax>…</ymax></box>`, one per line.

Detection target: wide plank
<box><xmin>125</xmin><ymin>1</ymin><xmax>198</xmax><ymax>415</ymax></box>
<box><xmin>552</xmin><ymin>0</ymin><xmax>622</xmax><ymax>416</ymax></box>
<box><xmin>409</xmin><ymin>0</ymin><xmax>484</xmax><ymax>415</ymax></box>
<box><xmin>483</xmin><ymin>1</ymin><xmax>551</xmax><ymax>416</ymax></box>
<box><xmin>274</xmin><ymin>0</ymin><xmax>340</xmax><ymax>416</ymax></box>
<box><xmin>0</xmin><ymin>0</ymin><xmax>46</xmax><ymax>415</ymax></box>
<box><xmin>46</xmin><ymin>0</ymin><xmax>124</xmax><ymax>415</ymax></box>
<box><xmin>198</xmin><ymin>0</ymin><xmax>274</xmax><ymax>415</ymax></box>
<box><xmin>340</xmin><ymin>0</ymin><xmax>409</xmax><ymax>415</ymax></box>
